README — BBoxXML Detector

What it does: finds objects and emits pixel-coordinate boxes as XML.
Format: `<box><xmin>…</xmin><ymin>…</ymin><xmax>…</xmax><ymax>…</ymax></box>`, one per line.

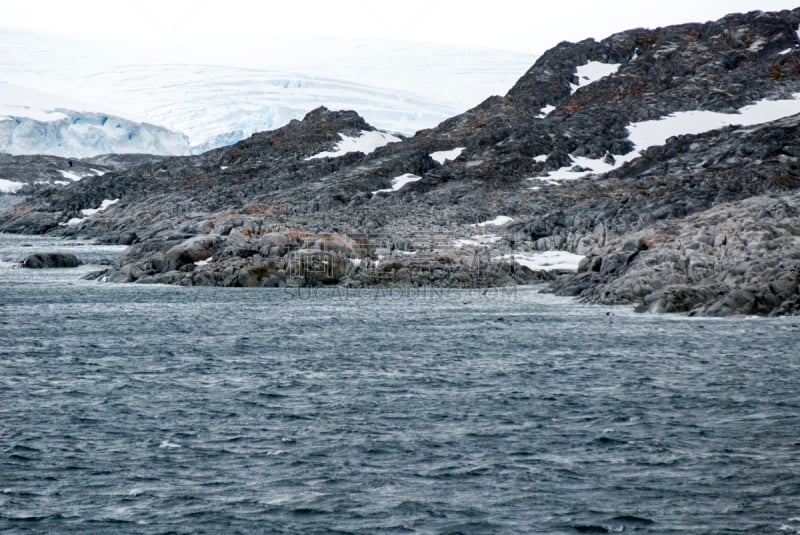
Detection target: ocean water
<box><xmin>1</xmin><ymin>234</ymin><xmax>799</xmax><ymax>534</ymax></box>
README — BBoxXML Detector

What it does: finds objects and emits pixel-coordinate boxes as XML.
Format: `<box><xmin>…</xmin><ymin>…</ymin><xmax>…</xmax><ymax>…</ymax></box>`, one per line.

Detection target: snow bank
<box><xmin>570</xmin><ymin>61</ymin><xmax>621</xmax><ymax>94</ymax></box>
<box><xmin>0</xmin><ymin>179</ymin><xmax>26</xmax><ymax>194</ymax></box>
<box><xmin>80</xmin><ymin>199</ymin><xmax>119</xmax><ymax>217</ymax></box>
<box><xmin>372</xmin><ymin>173</ymin><xmax>422</xmax><ymax>195</ymax></box>
<box><xmin>495</xmin><ymin>251</ymin><xmax>585</xmax><ymax>271</ymax></box>
<box><xmin>430</xmin><ymin>147</ymin><xmax>464</xmax><ymax>164</ymax></box>
<box><xmin>455</xmin><ymin>234</ymin><xmax>502</xmax><ymax>247</ymax></box>
<box><xmin>747</xmin><ymin>38</ymin><xmax>766</xmax><ymax>52</ymax></box>
<box><xmin>537</xmin><ymin>104</ymin><xmax>556</xmax><ymax>118</ymax></box>
<box><xmin>626</xmin><ymin>95</ymin><xmax>800</xmax><ymax>149</ymax></box>
<box><xmin>58</xmin><ymin>170</ymin><xmax>86</xmax><ymax>181</ymax></box>
<box><xmin>305</xmin><ymin>130</ymin><xmax>401</xmax><ymax>160</ymax></box>
<box><xmin>473</xmin><ymin>216</ymin><xmax>513</xmax><ymax>227</ymax></box>
<box><xmin>63</xmin><ymin>198</ymin><xmax>119</xmax><ymax>226</ymax></box>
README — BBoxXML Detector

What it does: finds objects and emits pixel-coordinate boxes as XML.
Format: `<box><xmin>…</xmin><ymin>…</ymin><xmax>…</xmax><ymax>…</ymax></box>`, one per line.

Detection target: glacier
<box><xmin>0</xmin><ymin>66</ymin><xmax>453</xmax><ymax>158</ymax></box>
<box><xmin>0</xmin><ymin>111</ymin><xmax>191</xmax><ymax>158</ymax></box>
<box><xmin>0</xmin><ymin>81</ymin><xmax>189</xmax><ymax>158</ymax></box>
<box><xmin>0</xmin><ymin>28</ymin><xmax>533</xmax><ymax>157</ymax></box>
<box><xmin>82</xmin><ymin>65</ymin><xmax>456</xmax><ymax>154</ymax></box>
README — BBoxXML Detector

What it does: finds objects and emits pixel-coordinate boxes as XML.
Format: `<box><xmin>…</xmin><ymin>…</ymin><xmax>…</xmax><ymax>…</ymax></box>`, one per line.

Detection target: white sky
<box><xmin>4</xmin><ymin>0</ymin><xmax>799</xmax><ymax>55</ymax></box>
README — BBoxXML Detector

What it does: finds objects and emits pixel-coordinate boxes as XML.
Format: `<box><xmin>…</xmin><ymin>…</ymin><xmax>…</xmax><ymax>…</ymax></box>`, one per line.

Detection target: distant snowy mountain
<box><xmin>0</xmin><ymin>29</ymin><xmax>533</xmax><ymax>156</ymax></box>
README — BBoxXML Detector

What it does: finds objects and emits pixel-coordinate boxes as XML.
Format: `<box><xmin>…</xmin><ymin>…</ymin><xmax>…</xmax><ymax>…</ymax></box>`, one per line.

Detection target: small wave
<box><xmin>159</xmin><ymin>440</ymin><xmax>181</xmax><ymax>449</ymax></box>
<box><xmin>9</xmin><ymin>453</ymin><xmax>37</xmax><ymax>462</ymax></box>
<box><xmin>258</xmin><ymin>392</ymin><xmax>289</xmax><ymax>399</ymax></box>
<box><xmin>609</xmin><ymin>514</ymin><xmax>655</xmax><ymax>525</ymax></box>
<box><xmin>292</xmin><ymin>507</ymin><xmax>329</xmax><ymax>516</ymax></box>
<box><xmin>8</xmin><ymin>444</ymin><xmax>41</xmax><ymax>453</ymax></box>
<box><xmin>592</xmin><ymin>436</ymin><xmax>625</xmax><ymax>445</ymax></box>
<box><xmin>573</xmin><ymin>525</ymin><xmax>609</xmax><ymax>533</ymax></box>
<box><xmin>438</xmin><ymin>520</ymin><xmax>510</xmax><ymax>534</ymax></box>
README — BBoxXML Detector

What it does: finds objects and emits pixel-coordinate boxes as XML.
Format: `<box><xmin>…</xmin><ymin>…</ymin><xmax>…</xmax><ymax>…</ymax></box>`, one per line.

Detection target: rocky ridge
<box><xmin>2</xmin><ymin>8</ymin><xmax>800</xmax><ymax>315</ymax></box>
<box><xmin>0</xmin><ymin>153</ymin><xmax>168</xmax><ymax>194</ymax></box>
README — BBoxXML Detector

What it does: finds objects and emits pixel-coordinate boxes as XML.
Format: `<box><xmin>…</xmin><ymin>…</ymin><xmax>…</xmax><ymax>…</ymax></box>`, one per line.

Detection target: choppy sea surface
<box><xmin>1</xmin><ymin>234</ymin><xmax>799</xmax><ymax>534</ymax></box>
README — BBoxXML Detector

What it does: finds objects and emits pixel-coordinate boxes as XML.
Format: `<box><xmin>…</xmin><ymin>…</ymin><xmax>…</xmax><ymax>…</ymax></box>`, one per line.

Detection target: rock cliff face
<box><xmin>2</xmin><ymin>8</ymin><xmax>800</xmax><ymax>315</ymax></box>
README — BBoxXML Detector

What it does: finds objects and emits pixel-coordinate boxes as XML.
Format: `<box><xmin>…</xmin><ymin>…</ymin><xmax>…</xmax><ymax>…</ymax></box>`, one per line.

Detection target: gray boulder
<box><xmin>22</xmin><ymin>253</ymin><xmax>81</xmax><ymax>269</ymax></box>
<box><xmin>163</xmin><ymin>234</ymin><xmax>223</xmax><ymax>272</ymax></box>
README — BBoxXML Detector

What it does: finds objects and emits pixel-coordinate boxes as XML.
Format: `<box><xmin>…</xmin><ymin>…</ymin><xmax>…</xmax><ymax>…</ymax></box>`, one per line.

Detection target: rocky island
<box><xmin>2</xmin><ymin>8</ymin><xmax>800</xmax><ymax>316</ymax></box>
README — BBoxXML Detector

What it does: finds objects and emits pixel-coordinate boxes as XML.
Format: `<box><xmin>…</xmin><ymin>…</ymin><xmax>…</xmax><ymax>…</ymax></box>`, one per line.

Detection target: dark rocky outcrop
<box><xmin>0</xmin><ymin>153</ymin><xmax>167</xmax><ymax>194</ymax></box>
<box><xmin>22</xmin><ymin>253</ymin><xmax>82</xmax><ymax>269</ymax></box>
<box><xmin>3</xmin><ymin>8</ymin><xmax>800</xmax><ymax>315</ymax></box>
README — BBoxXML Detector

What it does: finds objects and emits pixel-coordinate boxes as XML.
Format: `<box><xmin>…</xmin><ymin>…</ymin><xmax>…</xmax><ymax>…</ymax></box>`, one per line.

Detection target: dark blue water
<box><xmin>2</xmin><ymin>235</ymin><xmax>800</xmax><ymax>534</ymax></box>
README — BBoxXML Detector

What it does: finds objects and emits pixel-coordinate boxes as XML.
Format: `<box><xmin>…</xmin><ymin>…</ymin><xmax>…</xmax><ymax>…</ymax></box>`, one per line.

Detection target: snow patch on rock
<box><xmin>372</xmin><ymin>173</ymin><xmax>422</xmax><ymax>195</ymax></box>
<box><xmin>0</xmin><ymin>179</ymin><xmax>27</xmax><ymax>194</ymax></box>
<box><xmin>495</xmin><ymin>251</ymin><xmax>585</xmax><ymax>271</ymax></box>
<box><xmin>570</xmin><ymin>61</ymin><xmax>621</xmax><ymax>94</ymax></box>
<box><xmin>430</xmin><ymin>147</ymin><xmax>464</xmax><ymax>164</ymax></box>
<box><xmin>306</xmin><ymin>130</ymin><xmax>401</xmax><ymax>160</ymax></box>
<box><xmin>473</xmin><ymin>216</ymin><xmax>513</xmax><ymax>227</ymax></box>
<box><xmin>533</xmin><ymin>93</ymin><xmax>800</xmax><ymax>183</ymax></box>
<box><xmin>537</xmin><ymin>104</ymin><xmax>556</xmax><ymax>118</ymax></box>
<box><xmin>62</xmin><ymin>198</ymin><xmax>119</xmax><ymax>226</ymax></box>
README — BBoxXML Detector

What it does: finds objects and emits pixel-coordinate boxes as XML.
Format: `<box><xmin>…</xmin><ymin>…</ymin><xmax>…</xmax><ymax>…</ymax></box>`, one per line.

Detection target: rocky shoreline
<box><xmin>81</xmin><ymin>226</ymin><xmax>556</xmax><ymax>289</ymax></box>
<box><xmin>551</xmin><ymin>192</ymin><xmax>800</xmax><ymax>316</ymax></box>
<box><xmin>2</xmin><ymin>8</ymin><xmax>800</xmax><ymax>316</ymax></box>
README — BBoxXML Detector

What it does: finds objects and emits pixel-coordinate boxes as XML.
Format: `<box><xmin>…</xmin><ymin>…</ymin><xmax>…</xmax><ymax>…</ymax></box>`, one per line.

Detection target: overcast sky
<box><xmin>5</xmin><ymin>0</ymin><xmax>799</xmax><ymax>54</ymax></box>
<box><xmin>4</xmin><ymin>0</ymin><xmax>799</xmax><ymax>119</ymax></box>
<box><xmin>2</xmin><ymin>1</ymin><xmax>799</xmax><ymax>139</ymax></box>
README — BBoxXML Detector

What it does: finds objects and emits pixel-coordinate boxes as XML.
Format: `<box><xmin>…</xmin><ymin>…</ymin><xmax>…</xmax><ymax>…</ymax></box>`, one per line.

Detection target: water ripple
<box><xmin>1</xmin><ymin>235</ymin><xmax>799</xmax><ymax>532</ymax></box>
